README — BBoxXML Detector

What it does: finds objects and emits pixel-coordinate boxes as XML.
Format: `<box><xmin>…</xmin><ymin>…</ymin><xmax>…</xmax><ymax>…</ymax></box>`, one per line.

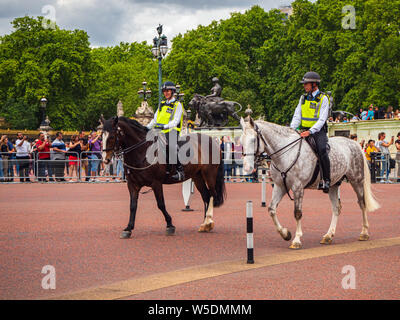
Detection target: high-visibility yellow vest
<box><xmin>156</xmin><ymin>100</ymin><xmax>183</xmax><ymax>133</ymax></box>
<box><xmin>300</xmin><ymin>92</ymin><xmax>328</xmax><ymax>129</ymax></box>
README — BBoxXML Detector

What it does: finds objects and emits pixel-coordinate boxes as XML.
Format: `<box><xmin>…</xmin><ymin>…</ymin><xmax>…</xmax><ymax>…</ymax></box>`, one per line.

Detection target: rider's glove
<box><xmin>155</xmin><ymin>124</ymin><xmax>165</xmax><ymax>130</ymax></box>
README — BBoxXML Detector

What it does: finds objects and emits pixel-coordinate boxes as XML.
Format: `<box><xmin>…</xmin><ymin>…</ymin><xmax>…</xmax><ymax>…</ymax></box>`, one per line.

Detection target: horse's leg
<box><xmin>321</xmin><ymin>184</ymin><xmax>341</xmax><ymax>244</ymax></box>
<box><xmin>268</xmin><ymin>184</ymin><xmax>292</xmax><ymax>241</ymax></box>
<box><xmin>349</xmin><ymin>180</ymin><xmax>370</xmax><ymax>241</ymax></box>
<box><xmin>152</xmin><ymin>182</ymin><xmax>176</xmax><ymax>235</ymax></box>
<box><xmin>289</xmin><ymin>188</ymin><xmax>304</xmax><ymax>249</ymax></box>
<box><xmin>193</xmin><ymin>175</ymin><xmax>213</xmax><ymax>232</ymax></box>
<box><xmin>202</xmin><ymin>167</ymin><xmax>220</xmax><ymax>232</ymax></box>
<box><xmin>121</xmin><ymin>182</ymin><xmax>140</xmax><ymax>239</ymax></box>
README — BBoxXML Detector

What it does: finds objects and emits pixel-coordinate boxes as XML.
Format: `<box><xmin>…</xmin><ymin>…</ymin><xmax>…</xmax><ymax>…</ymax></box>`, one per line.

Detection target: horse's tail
<box><xmin>213</xmin><ymin>156</ymin><xmax>226</xmax><ymax>207</ymax></box>
<box><xmin>232</xmin><ymin>102</ymin><xmax>243</xmax><ymax>113</ymax></box>
<box><xmin>362</xmin><ymin>152</ymin><xmax>380</xmax><ymax>212</ymax></box>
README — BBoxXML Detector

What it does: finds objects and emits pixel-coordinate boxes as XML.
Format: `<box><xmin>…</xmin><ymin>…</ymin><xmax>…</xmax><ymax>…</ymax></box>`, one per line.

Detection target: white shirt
<box><xmin>290</xmin><ymin>89</ymin><xmax>330</xmax><ymax>134</ymax></box>
<box><xmin>147</xmin><ymin>98</ymin><xmax>183</xmax><ymax>130</ymax></box>
<box><xmin>15</xmin><ymin>139</ymin><xmax>31</xmax><ymax>157</ymax></box>
<box><xmin>376</xmin><ymin>140</ymin><xmax>389</xmax><ymax>154</ymax></box>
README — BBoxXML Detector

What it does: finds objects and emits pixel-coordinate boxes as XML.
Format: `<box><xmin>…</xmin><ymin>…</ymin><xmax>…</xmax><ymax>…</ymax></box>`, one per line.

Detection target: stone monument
<box><xmin>135</xmin><ymin>100</ymin><xmax>154</xmax><ymax>126</ymax></box>
<box><xmin>117</xmin><ymin>100</ymin><xmax>124</xmax><ymax>117</ymax></box>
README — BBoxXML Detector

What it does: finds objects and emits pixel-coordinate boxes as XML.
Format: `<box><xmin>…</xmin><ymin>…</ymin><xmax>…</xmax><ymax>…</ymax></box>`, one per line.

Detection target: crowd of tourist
<box><xmin>328</xmin><ymin>105</ymin><xmax>400</xmax><ymax>123</ymax></box>
<box><xmin>0</xmin><ymin>131</ymin><xmax>124</xmax><ymax>182</ymax></box>
<box><xmin>351</xmin><ymin>131</ymin><xmax>400</xmax><ymax>183</ymax></box>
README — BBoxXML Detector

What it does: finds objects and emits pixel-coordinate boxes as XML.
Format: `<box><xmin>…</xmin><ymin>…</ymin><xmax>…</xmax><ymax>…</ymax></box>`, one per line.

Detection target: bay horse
<box><xmin>101</xmin><ymin>116</ymin><xmax>226</xmax><ymax>239</ymax></box>
<box><xmin>240</xmin><ymin>117</ymin><xmax>380</xmax><ymax>249</ymax></box>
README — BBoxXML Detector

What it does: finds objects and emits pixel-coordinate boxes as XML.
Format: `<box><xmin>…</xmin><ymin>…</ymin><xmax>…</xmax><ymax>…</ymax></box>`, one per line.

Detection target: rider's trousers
<box><xmin>312</xmin><ymin>130</ymin><xmax>331</xmax><ymax>182</ymax></box>
<box><xmin>164</xmin><ymin>131</ymin><xmax>182</xmax><ymax>170</ymax></box>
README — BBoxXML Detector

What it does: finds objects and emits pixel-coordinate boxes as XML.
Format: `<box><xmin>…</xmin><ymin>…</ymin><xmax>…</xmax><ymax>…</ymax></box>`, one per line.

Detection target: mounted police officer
<box><xmin>147</xmin><ymin>81</ymin><xmax>185</xmax><ymax>181</ymax></box>
<box><xmin>290</xmin><ymin>71</ymin><xmax>331</xmax><ymax>193</ymax></box>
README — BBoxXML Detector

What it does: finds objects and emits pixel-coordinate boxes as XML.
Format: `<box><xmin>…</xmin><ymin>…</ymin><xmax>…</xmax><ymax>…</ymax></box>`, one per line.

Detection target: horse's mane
<box><xmin>118</xmin><ymin>117</ymin><xmax>149</xmax><ymax>133</ymax></box>
<box><xmin>255</xmin><ymin>120</ymin><xmax>298</xmax><ymax>137</ymax></box>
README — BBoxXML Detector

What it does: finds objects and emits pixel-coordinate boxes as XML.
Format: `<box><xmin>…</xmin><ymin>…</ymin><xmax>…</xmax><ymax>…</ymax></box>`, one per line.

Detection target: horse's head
<box><xmin>101</xmin><ymin>115</ymin><xmax>119</xmax><ymax>165</ymax></box>
<box><xmin>240</xmin><ymin>116</ymin><xmax>263</xmax><ymax>175</ymax></box>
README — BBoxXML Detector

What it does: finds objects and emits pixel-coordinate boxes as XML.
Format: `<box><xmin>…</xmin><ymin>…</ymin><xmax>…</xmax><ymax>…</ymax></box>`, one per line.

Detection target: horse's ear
<box><xmin>113</xmin><ymin>116</ymin><xmax>118</xmax><ymax>127</ymax></box>
<box><xmin>240</xmin><ymin>117</ymin><xmax>246</xmax><ymax>130</ymax></box>
<box><xmin>100</xmin><ymin>114</ymin><xmax>105</xmax><ymax>124</ymax></box>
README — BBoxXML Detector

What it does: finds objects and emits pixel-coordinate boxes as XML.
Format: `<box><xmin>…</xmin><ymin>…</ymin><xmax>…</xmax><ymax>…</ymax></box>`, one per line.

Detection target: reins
<box><xmin>107</xmin><ymin>127</ymin><xmax>158</xmax><ymax>171</ymax></box>
<box><xmin>253</xmin><ymin>124</ymin><xmax>303</xmax><ymax>201</ymax></box>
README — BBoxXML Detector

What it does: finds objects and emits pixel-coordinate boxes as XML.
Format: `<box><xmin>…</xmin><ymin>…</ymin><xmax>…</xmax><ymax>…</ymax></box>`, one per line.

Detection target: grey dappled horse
<box><xmin>240</xmin><ymin>117</ymin><xmax>380</xmax><ymax>249</ymax></box>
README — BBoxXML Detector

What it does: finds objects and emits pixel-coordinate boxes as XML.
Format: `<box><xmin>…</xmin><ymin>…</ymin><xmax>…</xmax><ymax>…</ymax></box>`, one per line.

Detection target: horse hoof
<box><xmin>198</xmin><ymin>224</ymin><xmax>206</xmax><ymax>232</ymax></box>
<box><xmin>320</xmin><ymin>236</ymin><xmax>333</xmax><ymax>245</ymax></box>
<box><xmin>166</xmin><ymin>226</ymin><xmax>176</xmax><ymax>236</ymax></box>
<box><xmin>359</xmin><ymin>234</ymin><xmax>369</xmax><ymax>241</ymax></box>
<box><xmin>289</xmin><ymin>242</ymin><xmax>302</xmax><ymax>250</ymax></box>
<box><xmin>203</xmin><ymin>222</ymin><xmax>214</xmax><ymax>232</ymax></box>
<box><xmin>120</xmin><ymin>231</ymin><xmax>132</xmax><ymax>239</ymax></box>
<box><xmin>282</xmin><ymin>229</ymin><xmax>292</xmax><ymax>241</ymax></box>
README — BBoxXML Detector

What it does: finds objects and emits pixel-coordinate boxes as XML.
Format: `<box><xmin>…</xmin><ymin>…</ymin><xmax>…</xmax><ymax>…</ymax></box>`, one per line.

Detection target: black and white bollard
<box><xmin>261</xmin><ymin>169</ymin><xmax>266</xmax><ymax>207</ymax></box>
<box><xmin>182</xmin><ymin>178</ymin><xmax>194</xmax><ymax>211</ymax></box>
<box><xmin>246</xmin><ymin>201</ymin><xmax>254</xmax><ymax>264</ymax></box>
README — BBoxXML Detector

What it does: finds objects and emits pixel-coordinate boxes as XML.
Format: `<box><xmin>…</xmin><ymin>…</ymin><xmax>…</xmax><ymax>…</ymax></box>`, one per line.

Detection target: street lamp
<box><xmin>175</xmin><ymin>84</ymin><xmax>185</xmax><ymax>102</ymax></box>
<box><xmin>138</xmin><ymin>81</ymin><xmax>152</xmax><ymax>101</ymax></box>
<box><xmin>40</xmin><ymin>97</ymin><xmax>48</xmax><ymax>126</ymax></box>
<box><xmin>151</xmin><ymin>24</ymin><xmax>169</xmax><ymax>105</ymax></box>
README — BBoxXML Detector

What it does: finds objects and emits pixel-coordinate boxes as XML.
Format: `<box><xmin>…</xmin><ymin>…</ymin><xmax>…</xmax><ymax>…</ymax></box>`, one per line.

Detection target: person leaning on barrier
<box><xmin>376</xmin><ymin>132</ymin><xmax>394</xmax><ymax>183</ymax></box>
<box><xmin>4</xmin><ymin>136</ymin><xmax>15</xmax><ymax>182</ymax></box>
<box><xmin>51</xmin><ymin>132</ymin><xmax>67</xmax><ymax>182</ymax></box>
<box><xmin>395</xmin><ymin>132</ymin><xmax>400</xmax><ymax>183</ymax></box>
<box><xmin>36</xmin><ymin>132</ymin><xmax>53</xmax><ymax>182</ymax></box>
<box><xmin>146</xmin><ymin>81</ymin><xmax>185</xmax><ymax>182</ymax></box>
<box><xmin>67</xmin><ymin>135</ymin><xmax>82</xmax><ymax>182</ymax></box>
<box><xmin>15</xmin><ymin>132</ymin><xmax>31</xmax><ymax>182</ymax></box>
<box><xmin>88</xmin><ymin>131</ymin><xmax>102</xmax><ymax>182</ymax></box>
<box><xmin>290</xmin><ymin>71</ymin><xmax>331</xmax><ymax>193</ymax></box>
<box><xmin>0</xmin><ymin>135</ymin><xmax>9</xmax><ymax>182</ymax></box>
<box><xmin>79</xmin><ymin>131</ymin><xmax>90</xmax><ymax>181</ymax></box>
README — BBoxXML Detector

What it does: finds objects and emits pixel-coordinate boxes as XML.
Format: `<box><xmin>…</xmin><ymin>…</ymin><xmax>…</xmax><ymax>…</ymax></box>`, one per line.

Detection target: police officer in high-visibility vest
<box><xmin>147</xmin><ymin>81</ymin><xmax>185</xmax><ymax>181</ymax></box>
<box><xmin>290</xmin><ymin>71</ymin><xmax>331</xmax><ymax>193</ymax></box>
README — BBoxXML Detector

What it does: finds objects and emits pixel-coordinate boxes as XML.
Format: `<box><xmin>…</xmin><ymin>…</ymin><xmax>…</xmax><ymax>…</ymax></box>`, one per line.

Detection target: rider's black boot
<box><xmin>171</xmin><ymin>162</ymin><xmax>185</xmax><ymax>182</ymax></box>
<box><xmin>319</xmin><ymin>152</ymin><xmax>331</xmax><ymax>193</ymax></box>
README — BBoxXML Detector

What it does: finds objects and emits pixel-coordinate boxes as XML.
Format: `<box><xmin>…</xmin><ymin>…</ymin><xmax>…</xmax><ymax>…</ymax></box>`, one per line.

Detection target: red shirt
<box><xmin>36</xmin><ymin>140</ymin><xmax>51</xmax><ymax>159</ymax></box>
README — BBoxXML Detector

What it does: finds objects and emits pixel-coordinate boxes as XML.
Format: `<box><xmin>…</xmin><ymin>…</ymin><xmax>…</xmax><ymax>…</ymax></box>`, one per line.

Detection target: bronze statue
<box><xmin>189</xmin><ymin>94</ymin><xmax>242</xmax><ymax>127</ymax></box>
<box><xmin>205</xmin><ymin>77</ymin><xmax>223</xmax><ymax>103</ymax></box>
<box><xmin>189</xmin><ymin>77</ymin><xmax>242</xmax><ymax>127</ymax></box>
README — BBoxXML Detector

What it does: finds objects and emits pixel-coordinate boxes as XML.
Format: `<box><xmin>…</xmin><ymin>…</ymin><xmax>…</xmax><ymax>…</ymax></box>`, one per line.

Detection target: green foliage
<box><xmin>1</xmin><ymin>1</ymin><xmax>399</xmax><ymax>130</ymax></box>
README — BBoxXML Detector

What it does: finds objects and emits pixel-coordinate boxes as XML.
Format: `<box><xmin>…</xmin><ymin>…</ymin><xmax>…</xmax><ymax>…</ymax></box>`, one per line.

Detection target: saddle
<box><xmin>305</xmin><ymin>136</ymin><xmax>331</xmax><ymax>156</ymax></box>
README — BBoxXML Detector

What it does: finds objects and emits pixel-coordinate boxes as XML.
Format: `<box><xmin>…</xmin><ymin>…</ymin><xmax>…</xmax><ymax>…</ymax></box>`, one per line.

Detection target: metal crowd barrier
<box><xmin>221</xmin><ymin>150</ymin><xmax>272</xmax><ymax>183</ymax></box>
<box><xmin>0</xmin><ymin>152</ymin><xmax>35</xmax><ymax>183</ymax></box>
<box><xmin>0</xmin><ymin>151</ymin><xmax>126</xmax><ymax>183</ymax></box>
<box><xmin>1</xmin><ymin>150</ymin><xmax>399</xmax><ymax>184</ymax></box>
<box><xmin>370</xmin><ymin>152</ymin><xmax>400</xmax><ymax>183</ymax></box>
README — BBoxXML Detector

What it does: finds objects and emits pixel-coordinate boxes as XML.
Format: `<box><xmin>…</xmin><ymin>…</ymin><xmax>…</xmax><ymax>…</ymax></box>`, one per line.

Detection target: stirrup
<box><xmin>171</xmin><ymin>171</ymin><xmax>185</xmax><ymax>181</ymax></box>
<box><xmin>318</xmin><ymin>180</ymin><xmax>330</xmax><ymax>193</ymax></box>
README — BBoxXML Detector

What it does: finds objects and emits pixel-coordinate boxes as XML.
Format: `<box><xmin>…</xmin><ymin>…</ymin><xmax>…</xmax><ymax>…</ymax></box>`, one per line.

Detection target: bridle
<box><xmin>244</xmin><ymin>124</ymin><xmax>303</xmax><ymax>201</ymax></box>
<box><xmin>102</xmin><ymin>127</ymin><xmax>156</xmax><ymax>170</ymax></box>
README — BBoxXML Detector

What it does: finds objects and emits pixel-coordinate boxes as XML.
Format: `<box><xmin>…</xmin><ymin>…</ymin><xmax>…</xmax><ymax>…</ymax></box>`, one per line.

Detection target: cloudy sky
<box><xmin>0</xmin><ymin>0</ymin><xmax>293</xmax><ymax>47</ymax></box>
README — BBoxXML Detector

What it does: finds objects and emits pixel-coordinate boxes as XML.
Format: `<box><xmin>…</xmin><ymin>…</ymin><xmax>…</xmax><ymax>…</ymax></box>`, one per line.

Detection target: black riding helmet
<box><xmin>300</xmin><ymin>71</ymin><xmax>321</xmax><ymax>84</ymax></box>
<box><xmin>161</xmin><ymin>81</ymin><xmax>176</xmax><ymax>92</ymax></box>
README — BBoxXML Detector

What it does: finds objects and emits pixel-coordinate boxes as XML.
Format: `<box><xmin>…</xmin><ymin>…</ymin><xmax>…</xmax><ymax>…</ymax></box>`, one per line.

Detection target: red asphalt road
<box><xmin>0</xmin><ymin>182</ymin><xmax>399</xmax><ymax>300</ymax></box>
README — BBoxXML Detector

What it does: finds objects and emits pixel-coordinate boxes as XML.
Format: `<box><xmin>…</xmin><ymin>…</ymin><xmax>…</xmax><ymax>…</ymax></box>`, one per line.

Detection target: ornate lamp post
<box><xmin>39</xmin><ymin>97</ymin><xmax>48</xmax><ymax>127</ymax></box>
<box><xmin>137</xmin><ymin>81</ymin><xmax>152</xmax><ymax>101</ymax></box>
<box><xmin>151</xmin><ymin>24</ymin><xmax>168</xmax><ymax>106</ymax></box>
